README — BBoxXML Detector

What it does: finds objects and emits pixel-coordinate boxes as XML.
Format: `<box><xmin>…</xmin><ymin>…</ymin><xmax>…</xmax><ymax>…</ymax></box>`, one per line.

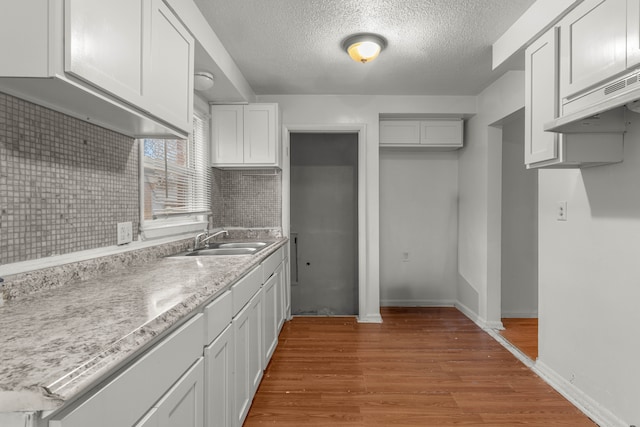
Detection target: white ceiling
<box><xmin>193</xmin><ymin>0</ymin><xmax>535</xmax><ymax>97</ymax></box>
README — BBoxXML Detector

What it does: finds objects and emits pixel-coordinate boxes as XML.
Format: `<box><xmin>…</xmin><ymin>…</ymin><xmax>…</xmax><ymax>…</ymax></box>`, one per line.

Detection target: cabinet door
<box><xmin>275</xmin><ymin>264</ymin><xmax>285</xmax><ymax>332</ymax></box>
<box><xmin>628</xmin><ymin>0</ymin><xmax>640</xmax><ymax>67</ymax></box>
<box><xmin>145</xmin><ymin>0</ymin><xmax>194</xmax><ymax>132</ymax></box>
<box><xmin>420</xmin><ymin>120</ymin><xmax>463</xmax><ymax>147</ymax></box>
<box><xmin>263</xmin><ymin>274</ymin><xmax>278</xmax><ymax>367</ymax></box>
<box><xmin>233</xmin><ymin>301</ymin><xmax>252</xmax><ymax>427</ymax></box>
<box><xmin>560</xmin><ymin>0</ymin><xmax>627</xmax><ymax>99</ymax></box>
<box><xmin>379</xmin><ymin>121</ymin><xmax>420</xmax><ymax>145</ymax></box>
<box><xmin>155</xmin><ymin>358</ymin><xmax>204</xmax><ymax>427</ymax></box>
<box><xmin>525</xmin><ymin>27</ymin><xmax>560</xmax><ymax>166</ymax></box>
<box><xmin>65</xmin><ymin>0</ymin><xmax>145</xmax><ymax>105</ymax></box>
<box><xmin>248</xmin><ymin>289</ymin><xmax>264</xmax><ymax>398</ymax></box>
<box><xmin>204</xmin><ymin>325</ymin><xmax>234</xmax><ymax>427</ymax></box>
<box><xmin>211</xmin><ymin>105</ymin><xmax>244</xmax><ymax>165</ymax></box>
<box><xmin>243</xmin><ymin>104</ymin><xmax>277</xmax><ymax>164</ymax></box>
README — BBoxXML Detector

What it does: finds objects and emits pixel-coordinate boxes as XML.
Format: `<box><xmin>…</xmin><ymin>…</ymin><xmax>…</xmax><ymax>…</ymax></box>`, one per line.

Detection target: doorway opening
<box><xmin>289</xmin><ymin>133</ymin><xmax>359</xmax><ymax>316</ymax></box>
<box><xmin>498</xmin><ymin>109</ymin><xmax>539</xmax><ymax>360</ymax></box>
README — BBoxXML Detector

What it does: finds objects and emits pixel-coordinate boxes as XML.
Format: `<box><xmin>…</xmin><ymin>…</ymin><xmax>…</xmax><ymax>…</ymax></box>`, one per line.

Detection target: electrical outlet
<box><xmin>557</xmin><ymin>201</ymin><xmax>568</xmax><ymax>221</ymax></box>
<box><xmin>402</xmin><ymin>252</ymin><xmax>410</xmax><ymax>262</ymax></box>
<box><xmin>117</xmin><ymin>222</ymin><xmax>133</xmax><ymax>245</ymax></box>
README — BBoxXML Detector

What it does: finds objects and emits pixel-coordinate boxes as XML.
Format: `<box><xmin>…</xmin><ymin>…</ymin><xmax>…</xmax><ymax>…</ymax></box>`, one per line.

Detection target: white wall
<box><xmin>501</xmin><ymin>112</ymin><xmax>538</xmax><ymax>318</ymax></box>
<box><xmin>257</xmin><ymin>94</ymin><xmax>476</xmax><ymax>322</ymax></box>
<box><xmin>536</xmin><ymin>117</ymin><xmax>640</xmax><ymax>426</ymax></box>
<box><xmin>457</xmin><ymin>71</ymin><xmax>526</xmax><ymax>326</ymax></box>
<box><xmin>379</xmin><ymin>149</ymin><xmax>458</xmax><ymax>306</ymax></box>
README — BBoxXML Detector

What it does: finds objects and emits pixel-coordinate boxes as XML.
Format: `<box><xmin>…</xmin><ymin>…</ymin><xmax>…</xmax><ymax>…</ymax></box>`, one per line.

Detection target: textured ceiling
<box><xmin>193</xmin><ymin>0</ymin><xmax>535</xmax><ymax>96</ymax></box>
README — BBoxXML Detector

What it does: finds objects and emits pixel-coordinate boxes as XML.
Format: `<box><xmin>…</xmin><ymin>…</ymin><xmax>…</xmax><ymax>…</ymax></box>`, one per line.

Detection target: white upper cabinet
<box><xmin>0</xmin><ymin>0</ymin><xmax>194</xmax><ymax>138</ymax></box>
<box><xmin>144</xmin><ymin>0</ymin><xmax>194</xmax><ymax>132</ymax></box>
<box><xmin>379</xmin><ymin>119</ymin><xmax>463</xmax><ymax>150</ymax></box>
<box><xmin>211</xmin><ymin>104</ymin><xmax>280</xmax><ymax>168</ymax></box>
<box><xmin>525</xmin><ymin>27</ymin><xmax>560</xmax><ymax>166</ymax></box>
<box><xmin>627</xmin><ymin>0</ymin><xmax>640</xmax><ymax>67</ymax></box>
<box><xmin>65</xmin><ymin>0</ymin><xmax>145</xmax><ymax>107</ymax></box>
<box><xmin>526</xmin><ymin>26</ymin><xmax>625</xmax><ymax>168</ymax></box>
<box><xmin>560</xmin><ymin>0</ymin><xmax>627</xmax><ymax>100</ymax></box>
<box><xmin>379</xmin><ymin>120</ymin><xmax>421</xmax><ymax>145</ymax></box>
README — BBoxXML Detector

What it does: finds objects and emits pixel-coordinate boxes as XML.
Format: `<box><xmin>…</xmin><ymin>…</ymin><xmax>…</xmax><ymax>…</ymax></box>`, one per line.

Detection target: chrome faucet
<box><xmin>200</xmin><ymin>230</ymin><xmax>229</xmax><ymax>247</ymax></box>
<box><xmin>194</xmin><ymin>231</ymin><xmax>209</xmax><ymax>250</ymax></box>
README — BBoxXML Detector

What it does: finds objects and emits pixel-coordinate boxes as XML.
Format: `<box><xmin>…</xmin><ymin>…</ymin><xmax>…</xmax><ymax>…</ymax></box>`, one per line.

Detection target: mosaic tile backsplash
<box><xmin>1</xmin><ymin>91</ymin><xmax>281</xmax><ymax>266</ymax></box>
<box><xmin>0</xmin><ymin>92</ymin><xmax>139</xmax><ymax>265</ymax></box>
<box><xmin>216</xmin><ymin>169</ymin><xmax>282</xmax><ymax>228</ymax></box>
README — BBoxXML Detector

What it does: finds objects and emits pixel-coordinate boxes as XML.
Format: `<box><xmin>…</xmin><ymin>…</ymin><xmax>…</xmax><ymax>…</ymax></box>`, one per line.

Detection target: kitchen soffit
<box><xmin>193</xmin><ymin>0</ymin><xmax>535</xmax><ymax>97</ymax></box>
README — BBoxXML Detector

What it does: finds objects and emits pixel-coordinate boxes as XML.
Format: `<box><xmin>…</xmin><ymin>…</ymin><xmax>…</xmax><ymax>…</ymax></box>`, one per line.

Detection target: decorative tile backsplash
<box><xmin>1</xmin><ymin>91</ymin><xmax>282</xmax><ymax>266</ymax></box>
<box><xmin>218</xmin><ymin>169</ymin><xmax>282</xmax><ymax>228</ymax></box>
<box><xmin>0</xmin><ymin>92</ymin><xmax>139</xmax><ymax>265</ymax></box>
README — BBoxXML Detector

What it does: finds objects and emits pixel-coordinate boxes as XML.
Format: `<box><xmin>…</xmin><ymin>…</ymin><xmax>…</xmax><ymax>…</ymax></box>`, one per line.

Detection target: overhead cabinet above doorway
<box><xmin>379</xmin><ymin>119</ymin><xmax>464</xmax><ymax>150</ymax></box>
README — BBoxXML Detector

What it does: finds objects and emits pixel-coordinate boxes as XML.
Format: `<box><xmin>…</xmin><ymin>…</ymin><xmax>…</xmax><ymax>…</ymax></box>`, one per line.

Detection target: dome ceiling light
<box><xmin>342</xmin><ymin>33</ymin><xmax>387</xmax><ymax>64</ymax></box>
<box><xmin>194</xmin><ymin>71</ymin><xmax>215</xmax><ymax>91</ymax></box>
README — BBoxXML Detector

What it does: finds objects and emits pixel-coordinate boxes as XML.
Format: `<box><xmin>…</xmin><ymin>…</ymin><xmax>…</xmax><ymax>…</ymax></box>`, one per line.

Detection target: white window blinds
<box><xmin>142</xmin><ymin>113</ymin><xmax>211</xmax><ymax>220</ymax></box>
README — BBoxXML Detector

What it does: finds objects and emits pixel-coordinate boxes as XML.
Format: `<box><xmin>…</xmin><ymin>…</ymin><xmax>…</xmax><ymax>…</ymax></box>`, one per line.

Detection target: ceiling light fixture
<box><xmin>342</xmin><ymin>33</ymin><xmax>387</xmax><ymax>64</ymax></box>
<box><xmin>194</xmin><ymin>71</ymin><xmax>215</xmax><ymax>91</ymax></box>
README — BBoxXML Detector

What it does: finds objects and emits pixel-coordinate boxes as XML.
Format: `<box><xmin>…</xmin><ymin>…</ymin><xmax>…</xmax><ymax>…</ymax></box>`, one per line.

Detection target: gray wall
<box><xmin>501</xmin><ymin>112</ymin><xmax>538</xmax><ymax>317</ymax></box>
<box><xmin>379</xmin><ymin>149</ymin><xmax>459</xmax><ymax>306</ymax></box>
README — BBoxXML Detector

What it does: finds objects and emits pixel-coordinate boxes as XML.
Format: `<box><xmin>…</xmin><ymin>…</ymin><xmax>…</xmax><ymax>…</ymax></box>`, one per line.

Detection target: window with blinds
<box><xmin>142</xmin><ymin>112</ymin><xmax>211</xmax><ymax>224</ymax></box>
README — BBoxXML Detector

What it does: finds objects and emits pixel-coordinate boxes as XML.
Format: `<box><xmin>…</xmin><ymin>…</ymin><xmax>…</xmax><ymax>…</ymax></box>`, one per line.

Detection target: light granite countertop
<box><xmin>0</xmin><ymin>238</ymin><xmax>287</xmax><ymax>413</ymax></box>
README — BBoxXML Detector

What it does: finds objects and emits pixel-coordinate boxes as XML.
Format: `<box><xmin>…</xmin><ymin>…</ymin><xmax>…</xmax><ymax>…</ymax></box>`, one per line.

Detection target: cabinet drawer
<box><xmin>49</xmin><ymin>314</ymin><xmax>204</xmax><ymax>427</ymax></box>
<box><xmin>262</xmin><ymin>247</ymin><xmax>283</xmax><ymax>282</ymax></box>
<box><xmin>204</xmin><ymin>290</ymin><xmax>232</xmax><ymax>346</ymax></box>
<box><xmin>232</xmin><ymin>266</ymin><xmax>263</xmax><ymax>316</ymax></box>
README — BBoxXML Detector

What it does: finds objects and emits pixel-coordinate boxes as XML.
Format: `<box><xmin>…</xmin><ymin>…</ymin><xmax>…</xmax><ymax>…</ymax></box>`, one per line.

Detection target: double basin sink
<box><xmin>171</xmin><ymin>241</ymin><xmax>272</xmax><ymax>257</ymax></box>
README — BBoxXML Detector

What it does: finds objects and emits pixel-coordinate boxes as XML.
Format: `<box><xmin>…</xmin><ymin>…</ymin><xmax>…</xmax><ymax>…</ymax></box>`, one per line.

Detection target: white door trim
<box><xmin>283</xmin><ymin>124</ymin><xmax>378</xmax><ymax>322</ymax></box>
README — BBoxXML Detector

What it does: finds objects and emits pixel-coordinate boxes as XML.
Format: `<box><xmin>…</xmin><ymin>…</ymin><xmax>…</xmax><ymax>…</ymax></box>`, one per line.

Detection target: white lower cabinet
<box><xmin>263</xmin><ymin>273</ymin><xmax>278</xmax><ymax>367</ymax></box>
<box><xmin>49</xmin><ymin>314</ymin><xmax>204</xmax><ymax>427</ymax></box>
<box><xmin>47</xmin><ymin>246</ymin><xmax>289</xmax><ymax>427</ymax></box>
<box><xmin>204</xmin><ymin>324</ymin><xmax>234</xmax><ymax>427</ymax></box>
<box><xmin>232</xmin><ymin>291</ymin><xmax>261</xmax><ymax>427</ymax></box>
<box><xmin>136</xmin><ymin>358</ymin><xmax>205</xmax><ymax>427</ymax></box>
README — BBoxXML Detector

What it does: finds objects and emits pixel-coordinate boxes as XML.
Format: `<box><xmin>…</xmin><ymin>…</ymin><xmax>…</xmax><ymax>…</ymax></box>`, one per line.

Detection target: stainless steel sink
<box><xmin>213</xmin><ymin>242</ymin><xmax>268</xmax><ymax>249</ymax></box>
<box><xmin>169</xmin><ymin>241</ymin><xmax>273</xmax><ymax>257</ymax></box>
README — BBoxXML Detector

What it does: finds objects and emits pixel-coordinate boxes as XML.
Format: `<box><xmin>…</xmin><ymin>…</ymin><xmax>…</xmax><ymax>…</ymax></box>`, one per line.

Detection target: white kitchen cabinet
<box><xmin>0</xmin><ymin>0</ymin><xmax>193</xmax><ymax>138</ymax></box>
<box><xmin>232</xmin><ymin>289</ymin><xmax>263</xmax><ymax>427</ymax></box>
<box><xmin>275</xmin><ymin>264</ymin><xmax>285</xmax><ymax>332</ymax></box>
<box><xmin>65</xmin><ymin>0</ymin><xmax>145</xmax><ymax>107</ymax></box>
<box><xmin>144</xmin><ymin>0</ymin><xmax>194</xmax><ymax>132</ymax></box>
<box><xmin>145</xmin><ymin>358</ymin><xmax>205</xmax><ymax>427</ymax></box>
<box><xmin>49</xmin><ymin>314</ymin><xmax>204</xmax><ymax>427</ymax></box>
<box><xmin>379</xmin><ymin>120</ymin><xmax>421</xmax><ymax>145</ymax></box>
<box><xmin>526</xmin><ymin>26</ymin><xmax>625</xmax><ymax>168</ymax></box>
<box><xmin>282</xmin><ymin>256</ymin><xmax>291</xmax><ymax>323</ymax></box>
<box><xmin>204</xmin><ymin>324</ymin><xmax>234</xmax><ymax>427</ymax></box>
<box><xmin>559</xmin><ymin>0</ymin><xmax>627</xmax><ymax>100</ymax></box>
<box><xmin>379</xmin><ymin>119</ymin><xmax>463</xmax><ymax>149</ymax></box>
<box><xmin>628</xmin><ymin>0</ymin><xmax>640</xmax><ymax>67</ymax></box>
<box><xmin>525</xmin><ymin>27</ymin><xmax>560</xmax><ymax>165</ymax></box>
<box><xmin>211</xmin><ymin>104</ymin><xmax>280</xmax><ymax>168</ymax></box>
<box><xmin>262</xmin><ymin>273</ymin><xmax>278</xmax><ymax>367</ymax></box>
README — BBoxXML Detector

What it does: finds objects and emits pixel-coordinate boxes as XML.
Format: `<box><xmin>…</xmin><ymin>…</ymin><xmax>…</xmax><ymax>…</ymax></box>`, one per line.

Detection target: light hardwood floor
<box><xmin>500</xmin><ymin>317</ymin><xmax>539</xmax><ymax>361</ymax></box>
<box><xmin>245</xmin><ymin>307</ymin><xmax>596</xmax><ymax>426</ymax></box>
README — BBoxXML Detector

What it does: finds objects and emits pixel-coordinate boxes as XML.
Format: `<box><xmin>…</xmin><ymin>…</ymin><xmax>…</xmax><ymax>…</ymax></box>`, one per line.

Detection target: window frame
<box><xmin>139</xmin><ymin>106</ymin><xmax>211</xmax><ymax>240</ymax></box>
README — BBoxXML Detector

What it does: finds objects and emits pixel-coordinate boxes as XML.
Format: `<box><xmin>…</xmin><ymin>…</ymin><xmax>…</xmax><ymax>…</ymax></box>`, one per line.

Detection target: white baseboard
<box><xmin>357</xmin><ymin>313</ymin><xmax>383</xmax><ymax>323</ymax></box>
<box><xmin>534</xmin><ymin>361</ymin><xmax>629</xmax><ymax>427</ymax></box>
<box><xmin>381</xmin><ymin>299</ymin><xmax>456</xmax><ymax>307</ymax></box>
<box><xmin>454</xmin><ymin>301</ymin><xmax>482</xmax><ymax>326</ymax></box>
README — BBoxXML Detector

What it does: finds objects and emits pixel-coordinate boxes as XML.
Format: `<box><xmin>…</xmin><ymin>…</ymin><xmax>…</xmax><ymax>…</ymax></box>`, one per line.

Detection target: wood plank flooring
<box><xmin>245</xmin><ymin>307</ymin><xmax>596</xmax><ymax>426</ymax></box>
<box><xmin>500</xmin><ymin>318</ymin><xmax>539</xmax><ymax>361</ymax></box>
